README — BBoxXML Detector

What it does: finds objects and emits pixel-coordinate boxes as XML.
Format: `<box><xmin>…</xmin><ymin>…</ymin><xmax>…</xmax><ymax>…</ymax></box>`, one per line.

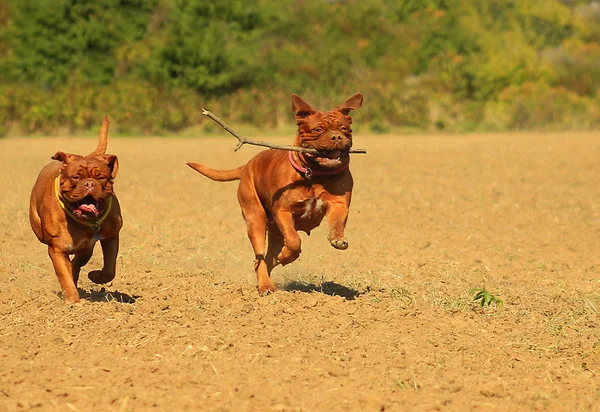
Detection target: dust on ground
<box><xmin>0</xmin><ymin>133</ymin><xmax>599</xmax><ymax>411</ymax></box>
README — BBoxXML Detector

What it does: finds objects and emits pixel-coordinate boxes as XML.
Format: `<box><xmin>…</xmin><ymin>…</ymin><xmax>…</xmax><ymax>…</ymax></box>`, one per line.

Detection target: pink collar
<box><xmin>288</xmin><ymin>151</ymin><xmax>349</xmax><ymax>179</ymax></box>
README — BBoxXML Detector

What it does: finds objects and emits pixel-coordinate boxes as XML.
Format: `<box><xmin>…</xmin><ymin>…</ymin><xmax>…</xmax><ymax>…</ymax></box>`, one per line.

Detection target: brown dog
<box><xmin>188</xmin><ymin>93</ymin><xmax>363</xmax><ymax>294</ymax></box>
<box><xmin>29</xmin><ymin>116</ymin><xmax>122</xmax><ymax>303</ymax></box>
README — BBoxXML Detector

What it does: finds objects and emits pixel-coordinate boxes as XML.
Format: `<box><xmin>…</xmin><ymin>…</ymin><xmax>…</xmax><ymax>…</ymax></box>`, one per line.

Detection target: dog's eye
<box><xmin>314</xmin><ymin>127</ymin><xmax>323</xmax><ymax>134</ymax></box>
<box><xmin>70</xmin><ymin>175</ymin><xmax>80</xmax><ymax>181</ymax></box>
<box><xmin>340</xmin><ymin>126</ymin><xmax>348</xmax><ymax>132</ymax></box>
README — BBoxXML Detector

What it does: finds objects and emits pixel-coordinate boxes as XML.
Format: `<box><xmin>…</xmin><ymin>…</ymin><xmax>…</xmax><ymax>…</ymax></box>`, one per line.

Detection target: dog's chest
<box><xmin>297</xmin><ymin>197</ymin><xmax>326</xmax><ymax>220</ymax></box>
<box><xmin>279</xmin><ymin>185</ymin><xmax>329</xmax><ymax>226</ymax></box>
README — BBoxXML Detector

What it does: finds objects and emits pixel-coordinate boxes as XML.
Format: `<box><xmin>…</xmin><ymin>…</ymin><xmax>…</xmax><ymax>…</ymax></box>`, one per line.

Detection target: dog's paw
<box><xmin>88</xmin><ymin>270</ymin><xmax>116</xmax><ymax>284</ymax></box>
<box><xmin>62</xmin><ymin>292</ymin><xmax>81</xmax><ymax>303</ymax></box>
<box><xmin>258</xmin><ymin>281</ymin><xmax>276</xmax><ymax>296</ymax></box>
<box><xmin>330</xmin><ymin>237</ymin><xmax>349</xmax><ymax>250</ymax></box>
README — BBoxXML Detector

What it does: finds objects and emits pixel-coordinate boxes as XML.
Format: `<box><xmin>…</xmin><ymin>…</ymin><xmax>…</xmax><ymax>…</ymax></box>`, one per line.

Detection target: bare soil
<box><xmin>1</xmin><ymin>133</ymin><xmax>599</xmax><ymax>411</ymax></box>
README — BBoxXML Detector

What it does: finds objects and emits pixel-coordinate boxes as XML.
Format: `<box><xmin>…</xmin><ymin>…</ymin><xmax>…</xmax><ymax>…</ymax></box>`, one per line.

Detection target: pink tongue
<box><xmin>79</xmin><ymin>204</ymin><xmax>98</xmax><ymax>214</ymax></box>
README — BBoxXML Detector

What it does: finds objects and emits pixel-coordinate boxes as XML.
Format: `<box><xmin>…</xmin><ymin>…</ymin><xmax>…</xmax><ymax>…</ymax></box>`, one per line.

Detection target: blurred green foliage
<box><xmin>0</xmin><ymin>0</ymin><xmax>599</xmax><ymax>136</ymax></box>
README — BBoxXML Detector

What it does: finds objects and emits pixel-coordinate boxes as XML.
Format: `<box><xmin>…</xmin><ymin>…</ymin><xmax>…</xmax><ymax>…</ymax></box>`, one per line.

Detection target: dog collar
<box><xmin>288</xmin><ymin>151</ymin><xmax>349</xmax><ymax>179</ymax></box>
<box><xmin>54</xmin><ymin>175</ymin><xmax>112</xmax><ymax>234</ymax></box>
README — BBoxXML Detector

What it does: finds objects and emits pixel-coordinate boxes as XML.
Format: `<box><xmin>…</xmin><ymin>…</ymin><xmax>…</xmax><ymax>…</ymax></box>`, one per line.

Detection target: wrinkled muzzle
<box><xmin>302</xmin><ymin>131</ymin><xmax>352</xmax><ymax>169</ymax></box>
<box><xmin>62</xmin><ymin>178</ymin><xmax>111</xmax><ymax>219</ymax></box>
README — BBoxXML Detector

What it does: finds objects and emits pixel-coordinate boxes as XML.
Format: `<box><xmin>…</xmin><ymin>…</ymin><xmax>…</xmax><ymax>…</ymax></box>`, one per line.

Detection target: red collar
<box><xmin>288</xmin><ymin>151</ymin><xmax>349</xmax><ymax>179</ymax></box>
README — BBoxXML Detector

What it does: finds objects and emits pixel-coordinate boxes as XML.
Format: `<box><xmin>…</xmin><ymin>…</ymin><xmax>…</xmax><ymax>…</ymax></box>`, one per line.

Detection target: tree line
<box><xmin>0</xmin><ymin>0</ymin><xmax>599</xmax><ymax>136</ymax></box>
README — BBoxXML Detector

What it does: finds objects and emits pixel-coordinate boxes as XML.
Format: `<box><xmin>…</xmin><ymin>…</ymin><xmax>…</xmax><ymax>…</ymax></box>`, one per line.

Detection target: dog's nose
<box><xmin>331</xmin><ymin>134</ymin><xmax>343</xmax><ymax>142</ymax></box>
<box><xmin>85</xmin><ymin>180</ymin><xmax>95</xmax><ymax>191</ymax></box>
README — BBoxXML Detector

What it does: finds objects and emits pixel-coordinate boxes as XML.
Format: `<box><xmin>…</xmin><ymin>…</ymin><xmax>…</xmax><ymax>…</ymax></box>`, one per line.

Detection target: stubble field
<box><xmin>0</xmin><ymin>132</ymin><xmax>599</xmax><ymax>411</ymax></box>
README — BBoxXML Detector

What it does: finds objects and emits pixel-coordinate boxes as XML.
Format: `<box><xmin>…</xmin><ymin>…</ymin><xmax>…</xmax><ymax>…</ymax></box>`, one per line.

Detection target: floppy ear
<box><xmin>51</xmin><ymin>151</ymin><xmax>70</xmax><ymax>163</ymax></box>
<box><xmin>100</xmin><ymin>154</ymin><xmax>119</xmax><ymax>179</ymax></box>
<box><xmin>338</xmin><ymin>93</ymin><xmax>363</xmax><ymax>115</ymax></box>
<box><xmin>292</xmin><ymin>94</ymin><xmax>316</xmax><ymax>119</ymax></box>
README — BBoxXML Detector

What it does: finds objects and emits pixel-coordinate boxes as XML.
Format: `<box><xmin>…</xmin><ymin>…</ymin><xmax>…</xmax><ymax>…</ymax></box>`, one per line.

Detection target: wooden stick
<box><xmin>202</xmin><ymin>109</ymin><xmax>367</xmax><ymax>154</ymax></box>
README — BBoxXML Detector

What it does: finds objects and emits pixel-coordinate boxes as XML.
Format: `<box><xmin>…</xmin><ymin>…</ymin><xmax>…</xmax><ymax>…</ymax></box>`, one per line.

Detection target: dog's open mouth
<box><xmin>306</xmin><ymin>150</ymin><xmax>349</xmax><ymax>168</ymax></box>
<box><xmin>70</xmin><ymin>195</ymin><xmax>103</xmax><ymax>218</ymax></box>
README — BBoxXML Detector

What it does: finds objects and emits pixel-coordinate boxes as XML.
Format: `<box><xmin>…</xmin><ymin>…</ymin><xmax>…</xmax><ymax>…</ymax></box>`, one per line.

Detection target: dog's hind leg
<box><xmin>72</xmin><ymin>248</ymin><xmax>94</xmax><ymax>285</ymax></box>
<box><xmin>238</xmin><ymin>186</ymin><xmax>275</xmax><ymax>295</ymax></box>
<box><xmin>266</xmin><ymin>221</ymin><xmax>284</xmax><ymax>274</ymax></box>
<box><xmin>88</xmin><ymin>235</ymin><xmax>118</xmax><ymax>284</ymax></box>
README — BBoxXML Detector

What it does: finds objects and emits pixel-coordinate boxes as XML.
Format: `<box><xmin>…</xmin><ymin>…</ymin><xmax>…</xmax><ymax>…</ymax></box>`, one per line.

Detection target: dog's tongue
<box><xmin>79</xmin><ymin>204</ymin><xmax>98</xmax><ymax>215</ymax></box>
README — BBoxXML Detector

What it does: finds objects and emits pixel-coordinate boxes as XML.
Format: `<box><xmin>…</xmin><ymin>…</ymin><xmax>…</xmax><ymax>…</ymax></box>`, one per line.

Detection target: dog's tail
<box><xmin>89</xmin><ymin>115</ymin><xmax>109</xmax><ymax>155</ymax></box>
<box><xmin>186</xmin><ymin>162</ymin><xmax>243</xmax><ymax>182</ymax></box>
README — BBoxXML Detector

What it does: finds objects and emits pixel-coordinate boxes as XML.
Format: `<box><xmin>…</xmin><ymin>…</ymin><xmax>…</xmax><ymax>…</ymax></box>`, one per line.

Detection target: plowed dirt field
<box><xmin>1</xmin><ymin>133</ymin><xmax>599</xmax><ymax>411</ymax></box>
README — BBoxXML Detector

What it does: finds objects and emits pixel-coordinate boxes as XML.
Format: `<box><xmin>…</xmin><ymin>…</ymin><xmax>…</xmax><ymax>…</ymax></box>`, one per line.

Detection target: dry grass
<box><xmin>0</xmin><ymin>132</ymin><xmax>599</xmax><ymax>411</ymax></box>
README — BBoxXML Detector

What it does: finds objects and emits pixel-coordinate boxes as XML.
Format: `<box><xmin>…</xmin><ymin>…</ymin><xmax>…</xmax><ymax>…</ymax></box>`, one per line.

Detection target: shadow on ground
<box><xmin>78</xmin><ymin>287</ymin><xmax>139</xmax><ymax>303</ymax></box>
<box><xmin>281</xmin><ymin>280</ymin><xmax>361</xmax><ymax>300</ymax></box>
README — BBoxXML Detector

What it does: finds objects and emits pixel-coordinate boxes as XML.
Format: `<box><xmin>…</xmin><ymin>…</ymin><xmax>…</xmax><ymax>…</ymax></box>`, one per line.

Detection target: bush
<box><xmin>0</xmin><ymin>0</ymin><xmax>599</xmax><ymax>135</ymax></box>
<box><xmin>488</xmin><ymin>82</ymin><xmax>600</xmax><ymax>130</ymax></box>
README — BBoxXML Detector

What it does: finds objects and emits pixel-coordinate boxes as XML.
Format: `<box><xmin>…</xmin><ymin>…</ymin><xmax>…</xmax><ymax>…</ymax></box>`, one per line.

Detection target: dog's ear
<box><xmin>338</xmin><ymin>93</ymin><xmax>363</xmax><ymax>115</ymax></box>
<box><xmin>52</xmin><ymin>151</ymin><xmax>71</xmax><ymax>163</ymax></box>
<box><xmin>98</xmin><ymin>154</ymin><xmax>119</xmax><ymax>179</ymax></box>
<box><xmin>292</xmin><ymin>94</ymin><xmax>316</xmax><ymax>119</ymax></box>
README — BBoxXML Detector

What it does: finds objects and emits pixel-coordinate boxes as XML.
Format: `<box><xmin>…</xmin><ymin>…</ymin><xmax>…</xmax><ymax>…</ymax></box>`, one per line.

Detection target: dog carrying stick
<box><xmin>202</xmin><ymin>109</ymin><xmax>367</xmax><ymax>155</ymax></box>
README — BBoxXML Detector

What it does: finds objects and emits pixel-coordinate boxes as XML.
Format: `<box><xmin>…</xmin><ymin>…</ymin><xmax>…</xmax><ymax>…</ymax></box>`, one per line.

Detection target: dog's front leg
<box><xmin>88</xmin><ymin>235</ymin><xmax>118</xmax><ymax>284</ymax></box>
<box><xmin>273</xmin><ymin>210</ymin><xmax>302</xmax><ymax>265</ymax></box>
<box><xmin>326</xmin><ymin>200</ymin><xmax>350</xmax><ymax>250</ymax></box>
<box><xmin>48</xmin><ymin>245</ymin><xmax>80</xmax><ymax>302</ymax></box>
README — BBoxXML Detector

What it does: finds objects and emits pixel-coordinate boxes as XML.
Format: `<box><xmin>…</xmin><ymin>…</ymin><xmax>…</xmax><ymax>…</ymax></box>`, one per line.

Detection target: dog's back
<box><xmin>30</xmin><ymin>161</ymin><xmax>62</xmax><ymax>243</ymax></box>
